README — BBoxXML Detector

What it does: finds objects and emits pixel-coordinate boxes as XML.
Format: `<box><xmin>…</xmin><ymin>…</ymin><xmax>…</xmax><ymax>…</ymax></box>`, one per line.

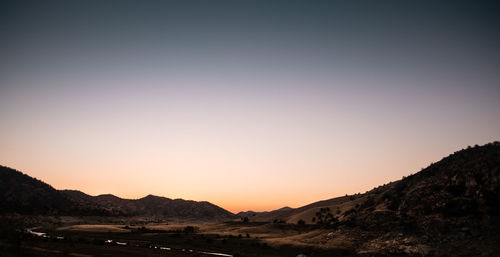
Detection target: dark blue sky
<box><xmin>2</xmin><ymin>1</ymin><xmax>499</xmax><ymax>86</ymax></box>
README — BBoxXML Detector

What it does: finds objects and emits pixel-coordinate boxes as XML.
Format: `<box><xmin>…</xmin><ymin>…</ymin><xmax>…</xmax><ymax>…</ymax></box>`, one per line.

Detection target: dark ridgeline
<box><xmin>0</xmin><ymin>166</ymin><xmax>74</xmax><ymax>215</ymax></box>
<box><xmin>0</xmin><ymin>166</ymin><xmax>235</xmax><ymax>221</ymax></box>
<box><xmin>1</xmin><ymin>142</ymin><xmax>500</xmax><ymax>256</ymax></box>
<box><xmin>333</xmin><ymin>141</ymin><xmax>500</xmax><ymax>235</ymax></box>
<box><xmin>2</xmin><ymin>142</ymin><xmax>499</xmax><ymax>223</ymax></box>
<box><xmin>234</xmin><ymin>142</ymin><xmax>500</xmax><ymax>256</ymax></box>
<box><xmin>245</xmin><ymin>142</ymin><xmax>500</xmax><ymax>222</ymax></box>
<box><xmin>61</xmin><ymin>192</ymin><xmax>236</xmax><ymax>221</ymax></box>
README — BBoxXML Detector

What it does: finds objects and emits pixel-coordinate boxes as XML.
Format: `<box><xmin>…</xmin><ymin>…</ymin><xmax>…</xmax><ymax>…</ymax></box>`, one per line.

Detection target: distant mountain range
<box><xmin>2</xmin><ymin>142</ymin><xmax>499</xmax><ymax>256</ymax></box>
<box><xmin>0</xmin><ymin>166</ymin><xmax>235</xmax><ymax>221</ymax></box>
<box><xmin>237</xmin><ymin>206</ymin><xmax>292</xmax><ymax>219</ymax></box>
<box><xmin>2</xmin><ymin>142</ymin><xmax>500</xmax><ymax>229</ymax></box>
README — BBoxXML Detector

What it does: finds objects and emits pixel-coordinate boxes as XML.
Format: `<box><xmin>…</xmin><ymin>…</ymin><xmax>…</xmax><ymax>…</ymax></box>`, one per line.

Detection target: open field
<box><xmin>56</xmin><ymin>222</ymin><xmax>345</xmax><ymax>248</ymax></box>
<box><xmin>58</xmin><ymin>224</ymin><xmax>131</xmax><ymax>233</ymax></box>
<box><xmin>1</xmin><ymin>221</ymin><xmax>358</xmax><ymax>257</ymax></box>
<box><xmin>7</xmin><ymin>216</ymin><xmax>495</xmax><ymax>257</ymax></box>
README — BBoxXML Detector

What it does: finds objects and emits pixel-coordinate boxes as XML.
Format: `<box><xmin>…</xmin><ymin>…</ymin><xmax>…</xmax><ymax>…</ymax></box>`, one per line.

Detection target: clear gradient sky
<box><xmin>1</xmin><ymin>1</ymin><xmax>499</xmax><ymax>213</ymax></box>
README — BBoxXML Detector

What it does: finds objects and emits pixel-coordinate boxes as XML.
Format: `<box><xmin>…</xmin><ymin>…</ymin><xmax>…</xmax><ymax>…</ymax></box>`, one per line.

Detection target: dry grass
<box><xmin>57</xmin><ymin>224</ymin><xmax>129</xmax><ymax>233</ymax></box>
<box><xmin>55</xmin><ymin>222</ymin><xmax>337</xmax><ymax>248</ymax></box>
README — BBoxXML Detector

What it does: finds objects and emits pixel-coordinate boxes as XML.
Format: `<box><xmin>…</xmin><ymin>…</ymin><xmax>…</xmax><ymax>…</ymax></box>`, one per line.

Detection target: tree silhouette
<box><xmin>314</xmin><ymin>207</ymin><xmax>338</xmax><ymax>227</ymax></box>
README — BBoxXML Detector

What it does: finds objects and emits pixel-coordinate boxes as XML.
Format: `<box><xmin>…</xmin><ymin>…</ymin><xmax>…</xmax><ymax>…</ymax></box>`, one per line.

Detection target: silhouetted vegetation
<box><xmin>183</xmin><ymin>226</ymin><xmax>197</xmax><ymax>233</ymax></box>
<box><xmin>314</xmin><ymin>207</ymin><xmax>338</xmax><ymax>227</ymax></box>
<box><xmin>0</xmin><ymin>165</ymin><xmax>235</xmax><ymax>221</ymax></box>
<box><xmin>273</xmin><ymin>219</ymin><xmax>285</xmax><ymax>224</ymax></box>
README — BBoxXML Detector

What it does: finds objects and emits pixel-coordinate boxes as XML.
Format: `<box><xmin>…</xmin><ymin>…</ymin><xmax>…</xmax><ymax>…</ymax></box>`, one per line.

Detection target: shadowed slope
<box><xmin>0</xmin><ymin>166</ymin><xmax>73</xmax><ymax>215</ymax></box>
<box><xmin>0</xmin><ymin>166</ymin><xmax>235</xmax><ymax>221</ymax></box>
<box><xmin>246</xmin><ymin>142</ymin><xmax>500</xmax><ymax>227</ymax></box>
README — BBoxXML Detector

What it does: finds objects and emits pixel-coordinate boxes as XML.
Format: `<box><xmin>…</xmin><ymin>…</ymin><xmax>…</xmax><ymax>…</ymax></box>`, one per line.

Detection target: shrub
<box><xmin>183</xmin><ymin>226</ymin><xmax>197</xmax><ymax>233</ymax></box>
<box><xmin>314</xmin><ymin>207</ymin><xmax>338</xmax><ymax>227</ymax></box>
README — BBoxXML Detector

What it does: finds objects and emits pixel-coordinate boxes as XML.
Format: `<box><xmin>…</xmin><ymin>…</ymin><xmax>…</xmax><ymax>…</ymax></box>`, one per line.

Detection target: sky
<box><xmin>1</xmin><ymin>0</ymin><xmax>499</xmax><ymax>213</ymax></box>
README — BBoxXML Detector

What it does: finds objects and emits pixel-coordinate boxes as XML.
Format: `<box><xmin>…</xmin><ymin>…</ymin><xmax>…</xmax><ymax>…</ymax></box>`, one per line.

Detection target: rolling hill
<box><xmin>238</xmin><ymin>142</ymin><xmax>500</xmax><ymax>255</ymax></box>
<box><xmin>0</xmin><ymin>165</ymin><xmax>75</xmax><ymax>215</ymax></box>
<box><xmin>249</xmin><ymin>142</ymin><xmax>500</xmax><ymax>225</ymax></box>
<box><xmin>0</xmin><ymin>166</ymin><xmax>235</xmax><ymax>221</ymax></box>
<box><xmin>1</xmin><ymin>142</ymin><xmax>500</xmax><ymax>255</ymax></box>
<box><xmin>61</xmin><ymin>192</ymin><xmax>235</xmax><ymax>221</ymax></box>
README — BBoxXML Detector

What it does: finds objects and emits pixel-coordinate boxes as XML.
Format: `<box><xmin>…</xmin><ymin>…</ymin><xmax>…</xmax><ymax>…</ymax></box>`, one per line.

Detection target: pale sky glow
<box><xmin>1</xmin><ymin>1</ymin><xmax>499</xmax><ymax>213</ymax></box>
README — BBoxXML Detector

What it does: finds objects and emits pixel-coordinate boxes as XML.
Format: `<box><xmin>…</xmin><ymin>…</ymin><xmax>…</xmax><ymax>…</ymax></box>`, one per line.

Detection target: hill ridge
<box><xmin>244</xmin><ymin>142</ymin><xmax>500</xmax><ymax>224</ymax></box>
<box><xmin>0</xmin><ymin>166</ymin><xmax>236</xmax><ymax>221</ymax></box>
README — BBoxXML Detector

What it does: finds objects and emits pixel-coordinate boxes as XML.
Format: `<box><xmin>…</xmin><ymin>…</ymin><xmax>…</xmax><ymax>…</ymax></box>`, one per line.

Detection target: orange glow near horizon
<box><xmin>2</xmin><ymin>137</ymin><xmax>497</xmax><ymax>213</ymax></box>
<box><xmin>1</xmin><ymin>80</ymin><xmax>499</xmax><ymax>213</ymax></box>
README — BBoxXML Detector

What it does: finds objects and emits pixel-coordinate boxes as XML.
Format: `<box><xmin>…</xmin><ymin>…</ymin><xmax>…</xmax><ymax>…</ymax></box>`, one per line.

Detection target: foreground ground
<box><xmin>2</xmin><ymin>216</ymin><xmax>500</xmax><ymax>257</ymax></box>
<box><xmin>0</xmin><ymin>220</ymin><xmax>357</xmax><ymax>257</ymax></box>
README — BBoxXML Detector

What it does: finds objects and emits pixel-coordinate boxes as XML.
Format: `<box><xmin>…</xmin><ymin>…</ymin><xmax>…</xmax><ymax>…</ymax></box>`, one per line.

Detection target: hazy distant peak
<box><xmin>95</xmin><ymin>194</ymin><xmax>120</xmax><ymax>199</ymax></box>
<box><xmin>140</xmin><ymin>194</ymin><xmax>168</xmax><ymax>200</ymax></box>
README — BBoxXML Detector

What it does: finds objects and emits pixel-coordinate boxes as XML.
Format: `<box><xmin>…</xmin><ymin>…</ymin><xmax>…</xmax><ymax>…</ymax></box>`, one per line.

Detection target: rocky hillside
<box><xmin>244</xmin><ymin>142</ymin><xmax>500</xmax><ymax>256</ymax></box>
<box><xmin>248</xmin><ymin>142</ymin><xmax>500</xmax><ymax>223</ymax></box>
<box><xmin>345</xmin><ymin>141</ymin><xmax>500</xmax><ymax>225</ymax></box>
<box><xmin>0</xmin><ymin>166</ymin><xmax>235</xmax><ymax>221</ymax></box>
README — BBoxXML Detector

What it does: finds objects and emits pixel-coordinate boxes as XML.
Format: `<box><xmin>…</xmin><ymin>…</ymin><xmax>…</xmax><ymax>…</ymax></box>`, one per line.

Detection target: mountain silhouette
<box><xmin>250</xmin><ymin>142</ymin><xmax>500</xmax><ymax>225</ymax></box>
<box><xmin>0</xmin><ymin>166</ymin><xmax>235</xmax><ymax>221</ymax></box>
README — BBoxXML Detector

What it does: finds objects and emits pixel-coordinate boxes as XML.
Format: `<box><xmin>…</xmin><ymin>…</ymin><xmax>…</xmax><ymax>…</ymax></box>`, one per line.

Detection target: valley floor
<box><xmin>1</xmin><ymin>220</ymin><xmax>358</xmax><ymax>257</ymax></box>
<box><xmin>3</xmin><ymin>218</ymin><xmax>499</xmax><ymax>257</ymax></box>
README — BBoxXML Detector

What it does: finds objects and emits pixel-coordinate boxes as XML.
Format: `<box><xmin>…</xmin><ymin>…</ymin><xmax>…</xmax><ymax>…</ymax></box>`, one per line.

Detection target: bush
<box><xmin>314</xmin><ymin>207</ymin><xmax>338</xmax><ymax>227</ymax></box>
<box><xmin>273</xmin><ymin>219</ymin><xmax>285</xmax><ymax>224</ymax></box>
<box><xmin>183</xmin><ymin>226</ymin><xmax>197</xmax><ymax>233</ymax></box>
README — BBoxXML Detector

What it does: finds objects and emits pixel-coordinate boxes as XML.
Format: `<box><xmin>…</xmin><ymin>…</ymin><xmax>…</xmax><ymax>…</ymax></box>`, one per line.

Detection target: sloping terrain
<box><xmin>74</xmin><ymin>193</ymin><xmax>236</xmax><ymax>221</ymax></box>
<box><xmin>248</xmin><ymin>142</ymin><xmax>500</xmax><ymax>224</ymax></box>
<box><xmin>241</xmin><ymin>142</ymin><xmax>500</xmax><ymax>256</ymax></box>
<box><xmin>0</xmin><ymin>165</ymin><xmax>75</xmax><ymax>215</ymax></box>
<box><xmin>237</xmin><ymin>206</ymin><xmax>293</xmax><ymax>221</ymax></box>
<box><xmin>2</xmin><ymin>142</ymin><xmax>500</xmax><ymax>256</ymax></box>
<box><xmin>0</xmin><ymin>166</ymin><xmax>235</xmax><ymax>221</ymax></box>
